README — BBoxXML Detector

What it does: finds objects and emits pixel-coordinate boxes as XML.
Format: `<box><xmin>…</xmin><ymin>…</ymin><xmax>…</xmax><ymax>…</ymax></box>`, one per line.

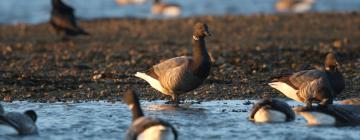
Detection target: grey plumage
<box><xmin>249</xmin><ymin>98</ymin><xmax>295</xmax><ymax>122</ymax></box>
<box><xmin>0</xmin><ymin>106</ymin><xmax>37</xmax><ymax>135</ymax></box>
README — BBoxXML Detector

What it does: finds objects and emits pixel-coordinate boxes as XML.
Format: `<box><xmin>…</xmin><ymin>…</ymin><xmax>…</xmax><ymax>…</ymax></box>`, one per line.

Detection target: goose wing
<box><xmin>152</xmin><ymin>56</ymin><xmax>191</xmax><ymax>76</ymax></box>
<box><xmin>275</xmin><ymin>69</ymin><xmax>326</xmax><ymax>89</ymax></box>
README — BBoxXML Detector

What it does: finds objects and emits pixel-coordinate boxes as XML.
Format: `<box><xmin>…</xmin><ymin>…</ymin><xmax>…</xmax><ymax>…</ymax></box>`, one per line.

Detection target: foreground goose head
<box><xmin>249</xmin><ymin>98</ymin><xmax>295</xmax><ymax>123</ymax></box>
<box><xmin>134</xmin><ymin>23</ymin><xmax>211</xmax><ymax>106</ymax></box>
<box><xmin>50</xmin><ymin>0</ymin><xmax>89</xmax><ymax>36</ymax></box>
<box><xmin>124</xmin><ymin>90</ymin><xmax>178</xmax><ymax>140</ymax></box>
<box><xmin>152</xmin><ymin>0</ymin><xmax>181</xmax><ymax>17</ymax></box>
<box><xmin>295</xmin><ymin>105</ymin><xmax>360</xmax><ymax>126</ymax></box>
<box><xmin>0</xmin><ymin>105</ymin><xmax>38</xmax><ymax>136</ymax></box>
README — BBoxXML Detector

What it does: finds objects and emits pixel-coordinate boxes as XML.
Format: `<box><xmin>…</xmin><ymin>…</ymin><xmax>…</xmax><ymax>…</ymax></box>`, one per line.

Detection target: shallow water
<box><xmin>0</xmin><ymin>0</ymin><xmax>360</xmax><ymax>24</ymax></box>
<box><xmin>1</xmin><ymin>100</ymin><xmax>360</xmax><ymax>140</ymax></box>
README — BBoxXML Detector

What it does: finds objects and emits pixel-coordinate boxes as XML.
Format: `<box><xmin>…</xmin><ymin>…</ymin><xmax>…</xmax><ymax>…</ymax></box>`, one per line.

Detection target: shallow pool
<box><xmin>0</xmin><ymin>0</ymin><xmax>360</xmax><ymax>24</ymax></box>
<box><xmin>1</xmin><ymin>100</ymin><xmax>359</xmax><ymax>140</ymax></box>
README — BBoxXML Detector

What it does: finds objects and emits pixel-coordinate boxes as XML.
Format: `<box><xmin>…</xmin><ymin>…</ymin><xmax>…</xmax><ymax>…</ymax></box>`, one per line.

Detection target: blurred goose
<box><xmin>249</xmin><ymin>98</ymin><xmax>295</xmax><ymax>123</ymax></box>
<box><xmin>275</xmin><ymin>0</ymin><xmax>315</xmax><ymax>13</ymax></box>
<box><xmin>152</xmin><ymin>0</ymin><xmax>181</xmax><ymax>17</ymax></box>
<box><xmin>124</xmin><ymin>90</ymin><xmax>178</xmax><ymax>140</ymax></box>
<box><xmin>115</xmin><ymin>0</ymin><xmax>147</xmax><ymax>5</ymax></box>
<box><xmin>50</xmin><ymin>0</ymin><xmax>89</xmax><ymax>36</ymax></box>
<box><xmin>296</xmin><ymin>105</ymin><xmax>360</xmax><ymax>126</ymax></box>
<box><xmin>135</xmin><ymin>23</ymin><xmax>212</xmax><ymax>106</ymax></box>
<box><xmin>269</xmin><ymin>52</ymin><xmax>344</xmax><ymax>108</ymax></box>
<box><xmin>340</xmin><ymin>98</ymin><xmax>360</xmax><ymax>105</ymax></box>
<box><xmin>0</xmin><ymin>104</ymin><xmax>38</xmax><ymax>135</ymax></box>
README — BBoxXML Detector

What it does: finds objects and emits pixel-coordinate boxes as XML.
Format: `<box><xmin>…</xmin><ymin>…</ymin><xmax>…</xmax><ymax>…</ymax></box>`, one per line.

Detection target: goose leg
<box><xmin>172</xmin><ymin>94</ymin><xmax>179</xmax><ymax>107</ymax></box>
<box><xmin>305</xmin><ymin>98</ymin><xmax>313</xmax><ymax>109</ymax></box>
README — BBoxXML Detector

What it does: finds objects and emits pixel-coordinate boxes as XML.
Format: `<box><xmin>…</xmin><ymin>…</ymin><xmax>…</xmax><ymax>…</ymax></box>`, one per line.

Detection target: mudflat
<box><xmin>0</xmin><ymin>13</ymin><xmax>359</xmax><ymax>102</ymax></box>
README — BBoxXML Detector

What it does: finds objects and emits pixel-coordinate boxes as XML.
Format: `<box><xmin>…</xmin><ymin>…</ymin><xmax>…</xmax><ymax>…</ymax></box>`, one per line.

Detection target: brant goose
<box><xmin>296</xmin><ymin>105</ymin><xmax>360</xmax><ymax>126</ymax></box>
<box><xmin>275</xmin><ymin>0</ymin><xmax>315</xmax><ymax>13</ymax></box>
<box><xmin>116</xmin><ymin>0</ymin><xmax>147</xmax><ymax>5</ymax></box>
<box><xmin>249</xmin><ymin>98</ymin><xmax>295</xmax><ymax>123</ymax></box>
<box><xmin>340</xmin><ymin>98</ymin><xmax>360</xmax><ymax>105</ymax></box>
<box><xmin>124</xmin><ymin>90</ymin><xmax>178</xmax><ymax>140</ymax></box>
<box><xmin>0</xmin><ymin>104</ymin><xmax>38</xmax><ymax>135</ymax></box>
<box><xmin>50</xmin><ymin>0</ymin><xmax>89</xmax><ymax>36</ymax></box>
<box><xmin>152</xmin><ymin>0</ymin><xmax>181</xmax><ymax>17</ymax></box>
<box><xmin>135</xmin><ymin>23</ymin><xmax>212</xmax><ymax>106</ymax></box>
<box><xmin>268</xmin><ymin>52</ymin><xmax>344</xmax><ymax>108</ymax></box>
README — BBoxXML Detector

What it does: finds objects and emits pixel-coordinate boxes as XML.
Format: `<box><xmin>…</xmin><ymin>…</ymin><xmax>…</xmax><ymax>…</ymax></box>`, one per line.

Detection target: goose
<box><xmin>249</xmin><ymin>98</ymin><xmax>295</xmax><ymax>123</ymax></box>
<box><xmin>340</xmin><ymin>98</ymin><xmax>360</xmax><ymax>105</ymax></box>
<box><xmin>135</xmin><ymin>23</ymin><xmax>212</xmax><ymax>106</ymax></box>
<box><xmin>50</xmin><ymin>0</ymin><xmax>89</xmax><ymax>36</ymax></box>
<box><xmin>124</xmin><ymin>90</ymin><xmax>178</xmax><ymax>140</ymax></box>
<box><xmin>115</xmin><ymin>0</ymin><xmax>147</xmax><ymax>5</ymax></box>
<box><xmin>295</xmin><ymin>105</ymin><xmax>360</xmax><ymax>126</ymax></box>
<box><xmin>0</xmin><ymin>104</ymin><xmax>38</xmax><ymax>135</ymax></box>
<box><xmin>275</xmin><ymin>0</ymin><xmax>315</xmax><ymax>13</ymax></box>
<box><xmin>268</xmin><ymin>52</ymin><xmax>344</xmax><ymax>108</ymax></box>
<box><xmin>151</xmin><ymin>0</ymin><xmax>181</xmax><ymax>17</ymax></box>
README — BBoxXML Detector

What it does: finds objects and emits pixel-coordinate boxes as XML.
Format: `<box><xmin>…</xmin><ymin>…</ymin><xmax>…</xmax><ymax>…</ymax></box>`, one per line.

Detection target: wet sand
<box><xmin>0</xmin><ymin>13</ymin><xmax>360</xmax><ymax>102</ymax></box>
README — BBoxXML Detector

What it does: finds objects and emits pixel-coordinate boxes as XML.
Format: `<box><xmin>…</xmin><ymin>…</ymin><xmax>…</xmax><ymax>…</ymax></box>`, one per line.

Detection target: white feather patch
<box><xmin>0</xmin><ymin>125</ymin><xmax>18</xmax><ymax>135</ymax></box>
<box><xmin>135</xmin><ymin>72</ymin><xmax>171</xmax><ymax>95</ymax></box>
<box><xmin>300</xmin><ymin>112</ymin><xmax>336</xmax><ymax>126</ymax></box>
<box><xmin>137</xmin><ymin>125</ymin><xmax>175</xmax><ymax>140</ymax></box>
<box><xmin>268</xmin><ymin>82</ymin><xmax>302</xmax><ymax>102</ymax></box>
<box><xmin>254</xmin><ymin>108</ymin><xmax>287</xmax><ymax>123</ymax></box>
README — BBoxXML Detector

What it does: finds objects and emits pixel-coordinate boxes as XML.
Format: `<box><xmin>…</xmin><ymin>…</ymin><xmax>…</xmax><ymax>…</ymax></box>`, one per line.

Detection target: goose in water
<box><xmin>275</xmin><ymin>0</ymin><xmax>315</xmax><ymax>13</ymax></box>
<box><xmin>249</xmin><ymin>98</ymin><xmax>295</xmax><ymax>123</ymax></box>
<box><xmin>151</xmin><ymin>0</ymin><xmax>181</xmax><ymax>17</ymax></box>
<box><xmin>340</xmin><ymin>98</ymin><xmax>360</xmax><ymax>106</ymax></box>
<box><xmin>296</xmin><ymin>105</ymin><xmax>360</xmax><ymax>126</ymax></box>
<box><xmin>268</xmin><ymin>52</ymin><xmax>344</xmax><ymax>108</ymax></box>
<box><xmin>50</xmin><ymin>0</ymin><xmax>89</xmax><ymax>36</ymax></box>
<box><xmin>0</xmin><ymin>104</ymin><xmax>38</xmax><ymax>135</ymax></box>
<box><xmin>135</xmin><ymin>23</ymin><xmax>212</xmax><ymax>106</ymax></box>
<box><xmin>124</xmin><ymin>90</ymin><xmax>178</xmax><ymax>140</ymax></box>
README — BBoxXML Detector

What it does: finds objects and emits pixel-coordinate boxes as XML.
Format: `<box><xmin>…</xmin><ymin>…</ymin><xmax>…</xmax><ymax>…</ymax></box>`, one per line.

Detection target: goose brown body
<box><xmin>135</xmin><ymin>23</ymin><xmax>211</xmax><ymax>106</ymax></box>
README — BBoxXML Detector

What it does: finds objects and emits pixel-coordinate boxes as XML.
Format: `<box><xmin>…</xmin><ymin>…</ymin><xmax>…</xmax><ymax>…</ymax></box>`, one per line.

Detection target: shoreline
<box><xmin>0</xmin><ymin>13</ymin><xmax>360</xmax><ymax>102</ymax></box>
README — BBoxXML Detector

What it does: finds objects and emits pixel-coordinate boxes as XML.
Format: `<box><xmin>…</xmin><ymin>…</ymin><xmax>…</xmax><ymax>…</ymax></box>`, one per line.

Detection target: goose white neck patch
<box><xmin>193</xmin><ymin>35</ymin><xmax>199</xmax><ymax>40</ymax></box>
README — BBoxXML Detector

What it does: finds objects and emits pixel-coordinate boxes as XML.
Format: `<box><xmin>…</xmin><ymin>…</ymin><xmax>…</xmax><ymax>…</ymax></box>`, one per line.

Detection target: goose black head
<box><xmin>324</xmin><ymin>52</ymin><xmax>339</xmax><ymax>71</ymax></box>
<box><xmin>51</xmin><ymin>0</ymin><xmax>62</xmax><ymax>7</ymax></box>
<box><xmin>123</xmin><ymin>90</ymin><xmax>144</xmax><ymax>121</ymax></box>
<box><xmin>24</xmin><ymin>110</ymin><xmax>37</xmax><ymax>123</ymax></box>
<box><xmin>193</xmin><ymin>23</ymin><xmax>211</xmax><ymax>39</ymax></box>
<box><xmin>123</xmin><ymin>90</ymin><xmax>140</xmax><ymax>106</ymax></box>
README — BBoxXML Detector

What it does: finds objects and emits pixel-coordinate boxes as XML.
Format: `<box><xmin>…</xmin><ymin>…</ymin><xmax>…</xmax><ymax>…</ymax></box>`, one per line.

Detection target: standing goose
<box><xmin>249</xmin><ymin>98</ymin><xmax>295</xmax><ymax>123</ymax></box>
<box><xmin>50</xmin><ymin>0</ymin><xmax>89</xmax><ymax>36</ymax></box>
<box><xmin>296</xmin><ymin>105</ymin><xmax>360</xmax><ymax>126</ymax></box>
<box><xmin>135</xmin><ymin>23</ymin><xmax>212</xmax><ymax>106</ymax></box>
<box><xmin>275</xmin><ymin>0</ymin><xmax>315</xmax><ymax>13</ymax></box>
<box><xmin>124</xmin><ymin>90</ymin><xmax>178</xmax><ymax>140</ymax></box>
<box><xmin>268</xmin><ymin>52</ymin><xmax>344</xmax><ymax>108</ymax></box>
<box><xmin>151</xmin><ymin>0</ymin><xmax>181</xmax><ymax>17</ymax></box>
<box><xmin>0</xmin><ymin>104</ymin><xmax>38</xmax><ymax>135</ymax></box>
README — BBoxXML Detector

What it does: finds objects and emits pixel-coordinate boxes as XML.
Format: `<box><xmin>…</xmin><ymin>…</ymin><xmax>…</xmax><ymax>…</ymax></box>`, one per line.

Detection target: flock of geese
<box><xmin>0</xmin><ymin>0</ymin><xmax>359</xmax><ymax>139</ymax></box>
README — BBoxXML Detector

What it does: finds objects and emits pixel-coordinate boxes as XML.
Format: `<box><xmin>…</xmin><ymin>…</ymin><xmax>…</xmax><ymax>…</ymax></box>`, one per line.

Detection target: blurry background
<box><xmin>0</xmin><ymin>0</ymin><xmax>360</xmax><ymax>24</ymax></box>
